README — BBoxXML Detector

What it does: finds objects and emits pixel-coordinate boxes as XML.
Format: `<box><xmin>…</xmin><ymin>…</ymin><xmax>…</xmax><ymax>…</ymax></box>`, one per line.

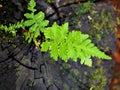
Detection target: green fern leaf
<box><xmin>50</xmin><ymin>42</ymin><xmax>59</xmax><ymax>60</ymax></box>
<box><xmin>23</xmin><ymin>0</ymin><xmax>49</xmax><ymax>44</ymax></box>
<box><xmin>44</xmin><ymin>22</ymin><xmax>68</xmax><ymax>42</ymax></box>
<box><xmin>34</xmin><ymin>29</ymin><xmax>40</xmax><ymax>38</ymax></box>
<box><xmin>58</xmin><ymin>43</ymin><xmax>68</xmax><ymax>62</ymax></box>
<box><xmin>44</xmin><ymin>22</ymin><xmax>58</xmax><ymax>40</ymax></box>
<box><xmin>67</xmin><ymin>43</ymin><xmax>77</xmax><ymax>61</ymax></box>
<box><xmin>41</xmin><ymin>22</ymin><xmax>111</xmax><ymax>67</ymax></box>
<box><xmin>40</xmin><ymin>20</ymin><xmax>49</xmax><ymax>27</ymax></box>
<box><xmin>41</xmin><ymin>41</ymin><xmax>50</xmax><ymax>51</ymax></box>
<box><xmin>39</xmin><ymin>20</ymin><xmax>49</xmax><ymax>32</ymax></box>
<box><xmin>81</xmin><ymin>58</ymin><xmax>92</xmax><ymax>67</ymax></box>
<box><xmin>24</xmin><ymin>13</ymin><xmax>34</xmax><ymax>19</ymax></box>
<box><xmin>34</xmin><ymin>12</ymin><xmax>45</xmax><ymax>20</ymax></box>
<box><xmin>27</xmin><ymin>0</ymin><xmax>36</xmax><ymax>13</ymax></box>
<box><xmin>29</xmin><ymin>24</ymin><xmax>37</xmax><ymax>32</ymax></box>
<box><xmin>24</xmin><ymin>20</ymin><xmax>35</xmax><ymax>26</ymax></box>
<box><xmin>28</xmin><ymin>36</ymin><xmax>33</xmax><ymax>43</ymax></box>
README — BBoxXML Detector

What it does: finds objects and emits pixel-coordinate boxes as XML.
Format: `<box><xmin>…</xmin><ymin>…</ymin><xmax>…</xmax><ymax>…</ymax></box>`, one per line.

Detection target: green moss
<box><xmin>88</xmin><ymin>60</ymin><xmax>107</xmax><ymax>90</ymax></box>
<box><xmin>76</xmin><ymin>1</ymin><xmax>94</xmax><ymax>15</ymax></box>
<box><xmin>89</xmin><ymin>9</ymin><xmax>116</xmax><ymax>43</ymax></box>
<box><xmin>60</xmin><ymin>63</ymin><xmax>71</xmax><ymax>70</ymax></box>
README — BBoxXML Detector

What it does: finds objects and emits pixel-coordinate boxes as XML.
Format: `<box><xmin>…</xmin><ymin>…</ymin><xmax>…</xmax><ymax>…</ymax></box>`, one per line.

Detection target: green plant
<box><xmin>0</xmin><ymin>0</ymin><xmax>111</xmax><ymax>67</ymax></box>
<box><xmin>23</xmin><ymin>0</ymin><xmax>49</xmax><ymax>44</ymax></box>
<box><xmin>41</xmin><ymin>22</ymin><xmax>111</xmax><ymax>66</ymax></box>
<box><xmin>0</xmin><ymin>20</ymin><xmax>24</xmax><ymax>36</ymax></box>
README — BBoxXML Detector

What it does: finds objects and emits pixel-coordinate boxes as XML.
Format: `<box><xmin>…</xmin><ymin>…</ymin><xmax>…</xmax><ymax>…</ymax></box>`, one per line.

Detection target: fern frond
<box><xmin>23</xmin><ymin>0</ymin><xmax>49</xmax><ymax>44</ymax></box>
<box><xmin>41</xmin><ymin>22</ymin><xmax>111</xmax><ymax>67</ymax></box>
<box><xmin>27</xmin><ymin>0</ymin><xmax>36</xmax><ymax>13</ymax></box>
<box><xmin>0</xmin><ymin>20</ymin><xmax>24</xmax><ymax>36</ymax></box>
